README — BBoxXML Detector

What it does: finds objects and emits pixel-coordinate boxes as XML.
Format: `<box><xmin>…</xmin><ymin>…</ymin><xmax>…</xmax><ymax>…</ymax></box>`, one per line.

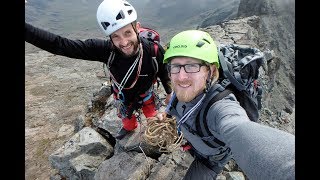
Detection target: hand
<box><xmin>156</xmin><ymin>112</ymin><xmax>167</xmax><ymax>121</ymax></box>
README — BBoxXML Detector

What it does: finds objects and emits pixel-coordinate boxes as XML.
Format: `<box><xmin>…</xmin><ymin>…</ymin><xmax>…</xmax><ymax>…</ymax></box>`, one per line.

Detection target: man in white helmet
<box><xmin>25</xmin><ymin>0</ymin><xmax>172</xmax><ymax>140</ymax></box>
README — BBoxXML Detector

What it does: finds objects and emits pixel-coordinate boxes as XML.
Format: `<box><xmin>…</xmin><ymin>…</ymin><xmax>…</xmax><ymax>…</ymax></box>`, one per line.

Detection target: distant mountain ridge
<box><xmin>238</xmin><ymin>0</ymin><xmax>295</xmax><ymax>114</ymax></box>
<box><xmin>25</xmin><ymin>0</ymin><xmax>240</xmax><ymax>44</ymax></box>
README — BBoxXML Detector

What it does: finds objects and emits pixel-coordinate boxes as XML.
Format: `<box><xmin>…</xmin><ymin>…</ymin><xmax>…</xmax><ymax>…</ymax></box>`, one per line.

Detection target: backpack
<box><xmin>138</xmin><ymin>26</ymin><xmax>164</xmax><ymax>108</ymax></box>
<box><xmin>170</xmin><ymin>43</ymin><xmax>266</xmax><ymax>148</ymax></box>
<box><xmin>138</xmin><ymin>26</ymin><xmax>161</xmax><ymax>75</ymax></box>
<box><xmin>138</xmin><ymin>26</ymin><xmax>160</xmax><ymax>44</ymax></box>
<box><xmin>216</xmin><ymin>44</ymin><xmax>265</xmax><ymax>122</ymax></box>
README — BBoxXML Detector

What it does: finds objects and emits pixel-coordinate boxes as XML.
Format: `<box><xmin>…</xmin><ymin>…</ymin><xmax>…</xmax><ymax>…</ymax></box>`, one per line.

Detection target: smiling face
<box><xmin>110</xmin><ymin>22</ymin><xmax>140</xmax><ymax>57</ymax></box>
<box><xmin>170</xmin><ymin>57</ymin><xmax>213</xmax><ymax>102</ymax></box>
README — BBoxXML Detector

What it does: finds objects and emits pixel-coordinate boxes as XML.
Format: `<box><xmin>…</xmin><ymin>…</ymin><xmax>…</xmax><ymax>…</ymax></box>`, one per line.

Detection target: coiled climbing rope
<box><xmin>143</xmin><ymin>116</ymin><xmax>183</xmax><ymax>153</ymax></box>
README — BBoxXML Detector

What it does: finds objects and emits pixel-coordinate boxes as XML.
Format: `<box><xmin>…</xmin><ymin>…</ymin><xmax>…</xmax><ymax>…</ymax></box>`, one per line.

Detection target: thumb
<box><xmin>156</xmin><ymin>112</ymin><xmax>167</xmax><ymax>121</ymax></box>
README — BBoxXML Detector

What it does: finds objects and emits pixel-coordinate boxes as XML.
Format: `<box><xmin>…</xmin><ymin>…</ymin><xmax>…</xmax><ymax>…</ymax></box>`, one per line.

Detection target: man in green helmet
<box><xmin>159</xmin><ymin>30</ymin><xmax>295</xmax><ymax>180</ymax></box>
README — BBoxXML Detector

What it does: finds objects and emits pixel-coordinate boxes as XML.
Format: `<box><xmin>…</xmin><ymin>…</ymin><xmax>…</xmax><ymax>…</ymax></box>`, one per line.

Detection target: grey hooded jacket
<box><xmin>167</xmin><ymin>83</ymin><xmax>295</xmax><ymax>180</ymax></box>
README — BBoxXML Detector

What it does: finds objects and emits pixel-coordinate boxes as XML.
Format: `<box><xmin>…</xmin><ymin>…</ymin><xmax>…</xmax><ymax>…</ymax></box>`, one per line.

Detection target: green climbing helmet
<box><xmin>163</xmin><ymin>30</ymin><xmax>219</xmax><ymax>68</ymax></box>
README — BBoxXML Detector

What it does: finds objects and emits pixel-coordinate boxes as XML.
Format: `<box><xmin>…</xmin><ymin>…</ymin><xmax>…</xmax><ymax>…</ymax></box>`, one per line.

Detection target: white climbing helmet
<box><xmin>97</xmin><ymin>0</ymin><xmax>137</xmax><ymax>36</ymax></box>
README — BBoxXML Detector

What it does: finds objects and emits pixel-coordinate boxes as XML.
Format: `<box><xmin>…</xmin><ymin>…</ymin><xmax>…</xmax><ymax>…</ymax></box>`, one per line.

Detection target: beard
<box><xmin>172</xmin><ymin>79</ymin><xmax>206</xmax><ymax>102</ymax></box>
<box><xmin>117</xmin><ymin>40</ymin><xmax>140</xmax><ymax>58</ymax></box>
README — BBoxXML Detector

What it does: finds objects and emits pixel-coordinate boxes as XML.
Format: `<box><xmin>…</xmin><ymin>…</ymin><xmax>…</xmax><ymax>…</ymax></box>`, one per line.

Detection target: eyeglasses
<box><xmin>167</xmin><ymin>63</ymin><xmax>208</xmax><ymax>74</ymax></box>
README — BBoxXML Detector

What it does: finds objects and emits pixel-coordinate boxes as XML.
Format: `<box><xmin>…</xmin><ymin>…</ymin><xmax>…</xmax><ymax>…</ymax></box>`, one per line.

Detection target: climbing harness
<box><xmin>107</xmin><ymin>43</ymin><xmax>144</xmax><ymax>100</ymax></box>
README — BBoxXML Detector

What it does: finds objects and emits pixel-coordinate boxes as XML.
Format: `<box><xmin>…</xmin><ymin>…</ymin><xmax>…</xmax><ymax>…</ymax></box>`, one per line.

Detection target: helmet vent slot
<box><xmin>196</xmin><ymin>41</ymin><xmax>205</xmax><ymax>47</ymax></box>
<box><xmin>128</xmin><ymin>10</ymin><xmax>133</xmax><ymax>15</ymax></box>
<box><xmin>116</xmin><ymin>10</ymin><xmax>125</xmax><ymax>20</ymax></box>
<box><xmin>203</xmin><ymin>38</ymin><xmax>211</xmax><ymax>44</ymax></box>
<box><xmin>101</xmin><ymin>22</ymin><xmax>110</xmax><ymax>30</ymax></box>
<box><xmin>124</xmin><ymin>3</ymin><xmax>130</xmax><ymax>6</ymax></box>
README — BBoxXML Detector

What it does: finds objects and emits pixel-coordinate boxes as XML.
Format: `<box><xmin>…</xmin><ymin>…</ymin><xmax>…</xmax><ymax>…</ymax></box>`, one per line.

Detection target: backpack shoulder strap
<box><xmin>150</xmin><ymin>41</ymin><xmax>159</xmax><ymax>75</ymax></box>
<box><xmin>168</xmin><ymin>93</ymin><xmax>178</xmax><ymax>112</ymax></box>
<box><xmin>195</xmin><ymin>89</ymin><xmax>233</xmax><ymax>148</ymax></box>
<box><xmin>152</xmin><ymin>42</ymin><xmax>159</xmax><ymax>57</ymax></box>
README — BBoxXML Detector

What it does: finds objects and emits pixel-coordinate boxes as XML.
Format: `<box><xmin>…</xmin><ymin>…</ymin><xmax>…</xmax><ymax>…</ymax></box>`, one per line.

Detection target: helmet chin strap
<box><xmin>204</xmin><ymin>65</ymin><xmax>220</xmax><ymax>93</ymax></box>
<box><xmin>131</xmin><ymin>22</ymin><xmax>142</xmax><ymax>55</ymax></box>
<box><xmin>131</xmin><ymin>23</ymin><xmax>141</xmax><ymax>44</ymax></box>
<box><xmin>204</xmin><ymin>70</ymin><xmax>212</xmax><ymax>93</ymax></box>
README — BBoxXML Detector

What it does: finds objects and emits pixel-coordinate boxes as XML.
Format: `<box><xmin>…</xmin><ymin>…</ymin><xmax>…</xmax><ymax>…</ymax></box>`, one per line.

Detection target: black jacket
<box><xmin>25</xmin><ymin>22</ymin><xmax>172</xmax><ymax>105</ymax></box>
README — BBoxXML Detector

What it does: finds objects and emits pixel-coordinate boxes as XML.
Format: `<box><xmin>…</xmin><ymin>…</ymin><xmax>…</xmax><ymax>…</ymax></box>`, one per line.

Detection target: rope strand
<box><xmin>144</xmin><ymin>116</ymin><xmax>183</xmax><ymax>153</ymax></box>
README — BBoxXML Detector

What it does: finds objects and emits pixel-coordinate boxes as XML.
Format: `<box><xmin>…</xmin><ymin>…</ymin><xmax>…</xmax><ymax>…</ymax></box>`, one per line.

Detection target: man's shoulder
<box><xmin>204</xmin><ymin>86</ymin><xmax>239</xmax><ymax>112</ymax></box>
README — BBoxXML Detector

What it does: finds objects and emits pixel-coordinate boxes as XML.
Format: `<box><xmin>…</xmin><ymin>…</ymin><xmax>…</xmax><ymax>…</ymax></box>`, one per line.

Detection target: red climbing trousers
<box><xmin>122</xmin><ymin>94</ymin><xmax>157</xmax><ymax>131</ymax></box>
